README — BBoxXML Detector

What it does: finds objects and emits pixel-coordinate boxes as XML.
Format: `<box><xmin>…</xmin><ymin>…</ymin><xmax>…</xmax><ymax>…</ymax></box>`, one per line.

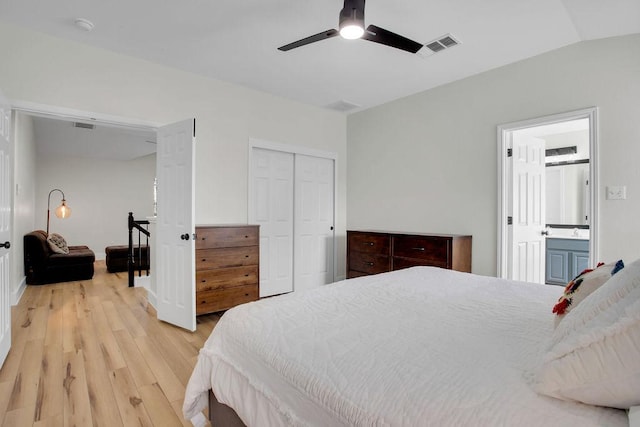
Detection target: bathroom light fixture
<box><xmin>47</xmin><ymin>189</ymin><xmax>72</xmax><ymax>235</ymax></box>
<box><xmin>545</xmin><ymin>146</ymin><xmax>577</xmax><ymax>157</ymax></box>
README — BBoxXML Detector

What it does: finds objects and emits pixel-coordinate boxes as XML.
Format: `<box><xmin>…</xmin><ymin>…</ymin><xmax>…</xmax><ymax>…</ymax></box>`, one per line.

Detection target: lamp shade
<box><xmin>55</xmin><ymin>199</ymin><xmax>71</xmax><ymax>219</ymax></box>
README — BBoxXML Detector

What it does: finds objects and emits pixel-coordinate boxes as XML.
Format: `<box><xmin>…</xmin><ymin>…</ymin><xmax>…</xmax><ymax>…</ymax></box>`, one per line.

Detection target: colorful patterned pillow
<box><xmin>47</xmin><ymin>232</ymin><xmax>69</xmax><ymax>254</ymax></box>
<box><xmin>536</xmin><ymin>257</ymin><xmax>640</xmax><ymax>409</ymax></box>
<box><xmin>552</xmin><ymin>260</ymin><xmax>624</xmax><ymax>326</ymax></box>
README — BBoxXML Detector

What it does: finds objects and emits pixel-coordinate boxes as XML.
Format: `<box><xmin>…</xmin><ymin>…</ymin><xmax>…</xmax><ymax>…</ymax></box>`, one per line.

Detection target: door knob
<box><xmin>180</xmin><ymin>233</ymin><xmax>190</xmax><ymax>240</ymax></box>
<box><xmin>541</xmin><ymin>230</ymin><xmax>549</xmax><ymax>236</ymax></box>
<box><xmin>0</xmin><ymin>241</ymin><xmax>9</xmax><ymax>249</ymax></box>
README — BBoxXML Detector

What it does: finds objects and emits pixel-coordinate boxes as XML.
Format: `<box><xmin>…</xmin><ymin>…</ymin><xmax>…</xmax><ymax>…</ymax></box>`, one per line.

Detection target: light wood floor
<box><xmin>0</xmin><ymin>261</ymin><xmax>220</xmax><ymax>426</ymax></box>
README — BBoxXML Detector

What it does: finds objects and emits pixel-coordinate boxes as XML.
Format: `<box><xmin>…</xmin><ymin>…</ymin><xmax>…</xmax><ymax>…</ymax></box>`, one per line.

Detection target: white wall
<box><xmin>347</xmin><ymin>34</ymin><xmax>640</xmax><ymax>276</ymax></box>
<box><xmin>35</xmin><ymin>153</ymin><xmax>156</xmax><ymax>260</ymax></box>
<box><xmin>0</xmin><ymin>22</ymin><xmax>347</xmax><ymax>298</ymax></box>
<box><xmin>11</xmin><ymin>112</ymin><xmax>37</xmax><ymax>303</ymax></box>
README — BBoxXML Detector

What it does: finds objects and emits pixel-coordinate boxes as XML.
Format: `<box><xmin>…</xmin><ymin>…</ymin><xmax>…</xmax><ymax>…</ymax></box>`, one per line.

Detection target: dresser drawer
<box><xmin>348</xmin><ymin>251</ymin><xmax>390</xmax><ymax>275</ymax></box>
<box><xmin>196</xmin><ymin>226</ymin><xmax>259</xmax><ymax>249</ymax></box>
<box><xmin>348</xmin><ymin>232</ymin><xmax>390</xmax><ymax>255</ymax></box>
<box><xmin>347</xmin><ymin>270</ymin><xmax>370</xmax><ymax>279</ymax></box>
<box><xmin>392</xmin><ymin>256</ymin><xmax>448</xmax><ymax>270</ymax></box>
<box><xmin>195</xmin><ymin>284</ymin><xmax>258</xmax><ymax>315</ymax></box>
<box><xmin>393</xmin><ymin>235</ymin><xmax>450</xmax><ymax>264</ymax></box>
<box><xmin>196</xmin><ymin>266</ymin><xmax>258</xmax><ymax>292</ymax></box>
<box><xmin>196</xmin><ymin>246</ymin><xmax>259</xmax><ymax>269</ymax></box>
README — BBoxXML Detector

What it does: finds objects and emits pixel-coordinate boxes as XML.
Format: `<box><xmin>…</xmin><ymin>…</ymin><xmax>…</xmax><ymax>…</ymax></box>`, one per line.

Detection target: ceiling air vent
<box><xmin>419</xmin><ymin>34</ymin><xmax>461</xmax><ymax>57</ymax></box>
<box><xmin>325</xmin><ymin>100</ymin><xmax>361</xmax><ymax>113</ymax></box>
<box><xmin>426</xmin><ymin>41</ymin><xmax>445</xmax><ymax>53</ymax></box>
<box><xmin>73</xmin><ymin>122</ymin><xmax>95</xmax><ymax>130</ymax></box>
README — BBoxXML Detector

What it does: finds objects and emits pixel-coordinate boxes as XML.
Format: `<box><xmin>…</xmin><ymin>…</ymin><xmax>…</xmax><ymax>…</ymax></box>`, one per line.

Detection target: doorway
<box><xmin>497</xmin><ymin>108</ymin><xmax>598</xmax><ymax>283</ymax></box>
<box><xmin>13</xmin><ymin>110</ymin><xmax>157</xmax><ymax>266</ymax></box>
<box><xmin>11</xmin><ymin>103</ymin><xmax>198</xmax><ymax>331</ymax></box>
<box><xmin>248</xmin><ymin>139</ymin><xmax>337</xmax><ymax>297</ymax></box>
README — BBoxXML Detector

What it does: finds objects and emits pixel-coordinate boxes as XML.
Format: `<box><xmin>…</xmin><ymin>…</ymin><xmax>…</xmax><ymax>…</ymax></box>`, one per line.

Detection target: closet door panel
<box><xmin>294</xmin><ymin>154</ymin><xmax>335</xmax><ymax>292</ymax></box>
<box><xmin>250</xmin><ymin>148</ymin><xmax>294</xmax><ymax>297</ymax></box>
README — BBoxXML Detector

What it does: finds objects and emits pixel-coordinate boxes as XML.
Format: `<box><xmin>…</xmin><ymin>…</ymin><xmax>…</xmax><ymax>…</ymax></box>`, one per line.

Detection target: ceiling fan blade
<box><xmin>362</xmin><ymin>24</ymin><xmax>423</xmax><ymax>53</ymax></box>
<box><xmin>278</xmin><ymin>29</ymin><xmax>340</xmax><ymax>51</ymax></box>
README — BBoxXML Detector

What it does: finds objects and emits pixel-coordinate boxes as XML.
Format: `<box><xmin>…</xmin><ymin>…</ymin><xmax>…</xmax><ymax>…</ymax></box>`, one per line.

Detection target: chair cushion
<box><xmin>47</xmin><ymin>232</ymin><xmax>69</xmax><ymax>254</ymax></box>
<box><xmin>48</xmin><ymin>247</ymin><xmax>95</xmax><ymax>266</ymax></box>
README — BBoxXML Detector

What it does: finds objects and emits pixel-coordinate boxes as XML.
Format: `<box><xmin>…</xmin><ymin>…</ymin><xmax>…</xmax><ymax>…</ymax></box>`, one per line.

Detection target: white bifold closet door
<box><xmin>250</xmin><ymin>147</ymin><xmax>335</xmax><ymax>297</ymax></box>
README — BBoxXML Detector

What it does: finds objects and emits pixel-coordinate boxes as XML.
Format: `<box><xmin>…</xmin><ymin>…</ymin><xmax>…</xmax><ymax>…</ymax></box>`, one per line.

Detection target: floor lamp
<box><xmin>47</xmin><ymin>189</ymin><xmax>71</xmax><ymax>235</ymax></box>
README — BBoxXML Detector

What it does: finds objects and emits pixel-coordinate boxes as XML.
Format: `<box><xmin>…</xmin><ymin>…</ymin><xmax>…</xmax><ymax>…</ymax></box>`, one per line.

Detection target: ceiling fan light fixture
<box><xmin>339</xmin><ymin>23</ymin><xmax>364</xmax><ymax>39</ymax></box>
<box><xmin>278</xmin><ymin>0</ymin><xmax>422</xmax><ymax>53</ymax></box>
<box><xmin>338</xmin><ymin>0</ymin><xmax>365</xmax><ymax>39</ymax></box>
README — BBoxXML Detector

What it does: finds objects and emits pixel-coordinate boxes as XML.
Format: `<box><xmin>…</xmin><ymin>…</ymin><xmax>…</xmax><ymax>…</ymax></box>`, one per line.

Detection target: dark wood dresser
<box><xmin>347</xmin><ymin>230</ymin><xmax>472</xmax><ymax>278</ymax></box>
<box><xmin>195</xmin><ymin>225</ymin><xmax>259</xmax><ymax>315</ymax></box>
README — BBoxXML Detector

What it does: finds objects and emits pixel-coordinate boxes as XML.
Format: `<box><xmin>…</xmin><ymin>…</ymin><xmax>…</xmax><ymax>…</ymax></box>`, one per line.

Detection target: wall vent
<box><xmin>73</xmin><ymin>122</ymin><xmax>95</xmax><ymax>130</ymax></box>
<box><xmin>420</xmin><ymin>33</ymin><xmax>461</xmax><ymax>57</ymax></box>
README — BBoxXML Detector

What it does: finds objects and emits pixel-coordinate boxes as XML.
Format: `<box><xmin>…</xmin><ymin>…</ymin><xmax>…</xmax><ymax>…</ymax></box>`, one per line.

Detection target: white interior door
<box><xmin>249</xmin><ymin>148</ymin><xmax>294</xmax><ymax>297</ymax></box>
<box><xmin>510</xmin><ymin>134</ymin><xmax>546</xmax><ymax>283</ymax></box>
<box><xmin>156</xmin><ymin>119</ymin><xmax>196</xmax><ymax>331</ymax></box>
<box><xmin>0</xmin><ymin>93</ymin><xmax>11</xmax><ymax>367</ymax></box>
<box><xmin>294</xmin><ymin>154</ymin><xmax>335</xmax><ymax>292</ymax></box>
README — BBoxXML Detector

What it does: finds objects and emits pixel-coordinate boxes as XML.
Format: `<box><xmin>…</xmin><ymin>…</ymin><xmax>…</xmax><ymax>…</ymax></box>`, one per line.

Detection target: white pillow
<box><xmin>535</xmin><ymin>258</ymin><xmax>640</xmax><ymax>409</ymax></box>
<box><xmin>552</xmin><ymin>260</ymin><xmax>624</xmax><ymax>327</ymax></box>
<box><xmin>47</xmin><ymin>232</ymin><xmax>69</xmax><ymax>254</ymax></box>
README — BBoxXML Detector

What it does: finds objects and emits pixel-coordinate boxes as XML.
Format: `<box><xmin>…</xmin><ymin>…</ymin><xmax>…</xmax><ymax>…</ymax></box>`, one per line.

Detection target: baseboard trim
<box><xmin>12</xmin><ymin>277</ymin><xmax>26</xmax><ymax>306</ymax></box>
<box><xmin>146</xmin><ymin>288</ymin><xmax>157</xmax><ymax>310</ymax></box>
<box><xmin>134</xmin><ymin>275</ymin><xmax>151</xmax><ymax>289</ymax></box>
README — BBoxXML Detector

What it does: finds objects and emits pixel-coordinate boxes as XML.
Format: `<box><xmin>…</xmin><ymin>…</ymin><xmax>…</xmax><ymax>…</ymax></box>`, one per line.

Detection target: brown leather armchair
<box><xmin>24</xmin><ymin>230</ymin><xmax>95</xmax><ymax>285</ymax></box>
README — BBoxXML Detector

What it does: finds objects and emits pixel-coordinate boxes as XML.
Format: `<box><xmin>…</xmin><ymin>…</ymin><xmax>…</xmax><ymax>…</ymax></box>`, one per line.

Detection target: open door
<box><xmin>510</xmin><ymin>133</ymin><xmax>546</xmax><ymax>283</ymax></box>
<box><xmin>0</xmin><ymin>92</ymin><xmax>11</xmax><ymax>366</ymax></box>
<box><xmin>156</xmin><ymin>119</ymin><xmax>196</xmax><ymax>331</ymax></box>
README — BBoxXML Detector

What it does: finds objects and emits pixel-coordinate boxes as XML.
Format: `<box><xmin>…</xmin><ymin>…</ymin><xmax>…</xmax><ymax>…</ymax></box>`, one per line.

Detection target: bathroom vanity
<box><xmin>545</xmin><ymin>236</ymin><xmax>589</xmax><ymax>285</ymax></box>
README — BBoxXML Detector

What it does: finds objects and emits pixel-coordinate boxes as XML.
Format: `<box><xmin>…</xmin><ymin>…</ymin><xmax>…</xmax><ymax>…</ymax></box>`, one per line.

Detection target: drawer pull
<box><xmin>365</xmin><ymin>242</ymin><xmax>374</xmax><ymax>246</ymax></box>
<box><xmin>365</xmin><ymin>261</ymin><xmax>374</xmax><ymax>266</ymax></box>
<box><xmin>412</xmin><ymin>247</ymin><xmax>426</xmax><ymax>251</ymax></box>
<box><xmin>202</xmin><ymin>259</ymin><xmax>206</xmax><ymax>262</ymax></box>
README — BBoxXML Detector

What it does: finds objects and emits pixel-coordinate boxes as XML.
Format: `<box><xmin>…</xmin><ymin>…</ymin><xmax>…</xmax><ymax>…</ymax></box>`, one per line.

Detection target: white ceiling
<box><xmin>1</xmin><ymin>0</ymin><xmax>638</xmax><ymax>112</ymax></box>
<box><xmin>32</xmin><ymin>115</ymin><xmax>156</xmax><ymax>161</ymax></box>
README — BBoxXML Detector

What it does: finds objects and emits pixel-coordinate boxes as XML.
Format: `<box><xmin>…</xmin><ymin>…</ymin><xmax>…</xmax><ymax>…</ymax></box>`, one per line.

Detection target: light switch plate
<box><xmin>606</xmin><ymin>185</ymin><xmax>627</xmax><ymax>200</ymax></box>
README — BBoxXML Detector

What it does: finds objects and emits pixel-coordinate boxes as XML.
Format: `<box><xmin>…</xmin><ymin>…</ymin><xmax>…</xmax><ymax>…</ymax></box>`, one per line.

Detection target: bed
<box><xmin>183</xmin><ymin>265</ymin><xmax>638</xmax><ymax>426</ymax></box>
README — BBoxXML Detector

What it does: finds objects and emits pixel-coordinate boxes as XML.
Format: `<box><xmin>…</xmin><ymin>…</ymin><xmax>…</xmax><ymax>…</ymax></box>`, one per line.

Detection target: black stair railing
<box><xmin>128</xmin><ymin>212</ymin><xmax>151</xmax><ymax>288</ymax></box>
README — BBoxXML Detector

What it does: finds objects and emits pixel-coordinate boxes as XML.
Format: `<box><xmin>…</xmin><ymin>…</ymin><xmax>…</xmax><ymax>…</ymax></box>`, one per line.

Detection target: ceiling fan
<box><xmin>278</xmin><ymin>0</ymin><xmax>423</xmax><ymax>53</ymax></box>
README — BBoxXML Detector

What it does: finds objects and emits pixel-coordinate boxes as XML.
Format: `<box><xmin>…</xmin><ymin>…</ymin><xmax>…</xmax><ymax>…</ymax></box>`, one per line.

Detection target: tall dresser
<box><xmin>195</xmin><ymin>225</ymin><xmax>259</xmax><ymax>315</ymax></box>
<box><xmin>347</xmin><ymin>230</ymin><xmax>472</xmax><ymax>278</ymax></box>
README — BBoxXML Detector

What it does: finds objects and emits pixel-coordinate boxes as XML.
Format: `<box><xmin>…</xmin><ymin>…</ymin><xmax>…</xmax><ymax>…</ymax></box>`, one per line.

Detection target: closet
<box><xmin>249</xmin><ymin>144</ymin><xmax>336</xmax><ymax>297</ymax></box>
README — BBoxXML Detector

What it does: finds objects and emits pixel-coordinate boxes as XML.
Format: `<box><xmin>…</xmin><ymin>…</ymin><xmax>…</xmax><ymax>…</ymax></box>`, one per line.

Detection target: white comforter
<box><xmin>183</xmin><ymin>267</ymin><xmax>628</xmax><ymax>426</ymax></box>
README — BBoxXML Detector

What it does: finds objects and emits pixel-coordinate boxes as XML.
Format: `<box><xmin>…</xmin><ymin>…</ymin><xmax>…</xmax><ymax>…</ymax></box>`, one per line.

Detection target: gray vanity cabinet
<box><xmin>546</xmin><ymin>238</ymin><xmax>589</xmax><ymax>285</ymax></box>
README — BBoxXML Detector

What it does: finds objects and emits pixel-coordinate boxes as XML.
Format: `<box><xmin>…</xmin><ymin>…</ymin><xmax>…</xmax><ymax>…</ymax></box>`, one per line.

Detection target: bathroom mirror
<box><xmin>546</xmin><ymin>161</ymin><xmax>589</xmax><ymax>226</ymax></box>
<box><xmin>542</xmin><ymin>120</ymin><xmax>590</xmax><ymax>227</ymax></box>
